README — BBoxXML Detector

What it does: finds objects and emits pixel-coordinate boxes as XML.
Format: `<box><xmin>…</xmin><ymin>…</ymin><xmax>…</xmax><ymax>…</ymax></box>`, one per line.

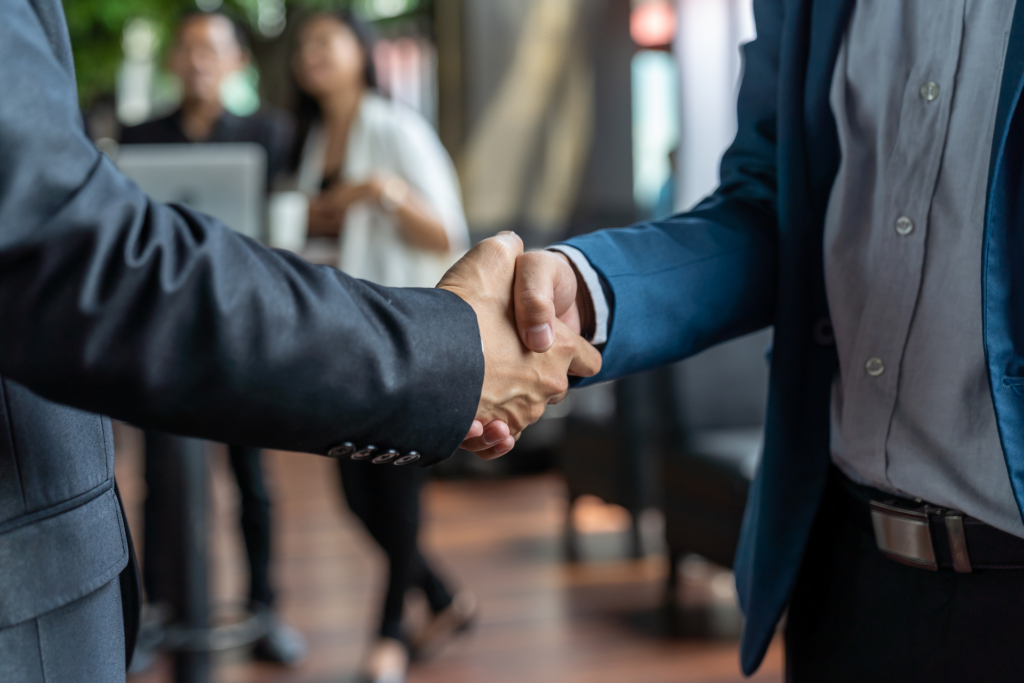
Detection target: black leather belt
<box><xmin>835</xmin><ymin>469</ymin><xmax>1024</xmax><ymax>572</ymax></box>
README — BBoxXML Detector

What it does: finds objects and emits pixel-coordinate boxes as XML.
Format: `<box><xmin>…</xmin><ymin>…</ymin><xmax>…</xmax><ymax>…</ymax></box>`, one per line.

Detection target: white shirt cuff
<box><xmin>548</xmin><ymin>245</ymin><xmax>609</xmax><ymax>346</ymax></box>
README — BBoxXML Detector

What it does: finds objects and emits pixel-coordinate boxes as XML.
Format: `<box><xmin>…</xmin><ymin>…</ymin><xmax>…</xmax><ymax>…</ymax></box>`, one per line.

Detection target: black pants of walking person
<box><xmin>785</xmin><ymin>466</ymin><xmax>1024</xmax><ymax>683</ymax></box>
<box><xmin>338</xmin><ymin>459</ymin><xmax>454</xmax><ymax>641</ymax></box>
<box><xmin>144</xmin><ymin>433</ymin><xmax>275</xmax><ymax>608</ymax></box>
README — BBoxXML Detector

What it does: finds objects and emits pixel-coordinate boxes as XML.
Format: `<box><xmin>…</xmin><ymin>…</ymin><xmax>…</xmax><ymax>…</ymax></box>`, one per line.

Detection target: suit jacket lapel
<box><xmin>989</xmin><ymin>1</ymin><xmax>1024</xmax><ymax>191</ymax></box>
<box><xmin>802</xmin><ymin>0</ymin><xmax>856</xmax><ymax>222</ymax></box>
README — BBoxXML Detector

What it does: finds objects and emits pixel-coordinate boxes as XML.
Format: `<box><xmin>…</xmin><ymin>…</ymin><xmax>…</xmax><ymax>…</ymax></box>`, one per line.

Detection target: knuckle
<box><xmin>518</xmin><ymin>288</ymin><xmax>553</xmax><ymax>317</ymax></box>
<box><xmin>544</xmin><ymin>375</ymin><xmax>568</xmax><ymax>397</ymax></box>
<box><xmin>492</xmin><ymin>232</ymin><xmax>523</xmax><ymax>258</ymax></box>
<box><xmin>520</xmin><ymin>250</ymin><xmax>543</xmax><ymax>266</ymax></box>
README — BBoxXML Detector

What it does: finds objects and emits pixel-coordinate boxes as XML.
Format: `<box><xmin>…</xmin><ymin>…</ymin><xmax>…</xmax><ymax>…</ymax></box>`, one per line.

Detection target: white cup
<box><xmin>268</xmin><ymin>191</ymin><xmax>309</xmax><ymax>252</ymax></box>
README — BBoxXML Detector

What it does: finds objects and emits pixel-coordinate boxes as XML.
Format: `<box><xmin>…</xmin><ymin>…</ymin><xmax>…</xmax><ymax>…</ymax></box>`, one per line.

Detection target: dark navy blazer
<box><xmin>0</xmin><ymin>0</ymin><xmax>483</xmax><ymax>647</ymax></box>
<box><xmin>563</xmin><ymin>0</ymin><xmax>1024</xmax><ymax>673</ymax></box>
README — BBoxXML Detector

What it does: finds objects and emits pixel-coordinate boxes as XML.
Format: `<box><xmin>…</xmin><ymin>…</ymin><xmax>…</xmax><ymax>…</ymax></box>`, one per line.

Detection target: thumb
<box><xmin>514</xmin><ymin>250</ymin><xmax>577</xmax><ymax>352</ymax></box>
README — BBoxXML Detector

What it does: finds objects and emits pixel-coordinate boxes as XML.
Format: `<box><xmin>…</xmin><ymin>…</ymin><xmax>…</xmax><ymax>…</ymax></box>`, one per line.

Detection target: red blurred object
<box><xmin>630</xmin><ymin>0</ymin><xmax>677</xmax><ymax>48</ymax></box>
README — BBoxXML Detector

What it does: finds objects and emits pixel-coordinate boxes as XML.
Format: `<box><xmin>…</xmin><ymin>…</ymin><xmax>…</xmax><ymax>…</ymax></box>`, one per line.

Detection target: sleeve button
<box><xmin>394</xmin><ymin>452</ymin><xmax>421</xmax><ymax>466</ymax></box>
<box><xmin>351</xmin><ymin>446</ymin><xmax>377</xmax><ymax>461</ymax></box>
<box><xmin>328</xmin><ymin>442</ymin><xmax>356</xmax><ymax>458</ymax></box>
<box><xmin>372</xmin><ymin>450</ymin><xmax>400</xmax><ymax>464</ymax></box>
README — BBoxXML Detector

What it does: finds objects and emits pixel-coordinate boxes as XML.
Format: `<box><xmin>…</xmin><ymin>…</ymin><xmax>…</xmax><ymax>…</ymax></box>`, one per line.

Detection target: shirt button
<box><xmin>865</xmin><ymin>357</ymin><xmax>885</xmax><ymax>377</ymax></box>
<box><xmin>895</xmin><ymin>216</ymin><xmax>914</xmax><ymax>236</ymax></box>
<box><xmin>920</xmin><ymin>81</ymin><xmax>940</xmax><ymax>102</ymax></box>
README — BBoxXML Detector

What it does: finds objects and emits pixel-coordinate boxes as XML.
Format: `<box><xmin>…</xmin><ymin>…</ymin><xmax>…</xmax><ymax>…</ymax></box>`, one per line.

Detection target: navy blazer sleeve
<box><xmin>560</xmin><ymin>0</ymin><xmax>782</xmax><ymax>384</ymax></box>
<box><xmin>0</xmin><ymin>0</ymin><xmax>483</xmax><ymax>465</ymax></box>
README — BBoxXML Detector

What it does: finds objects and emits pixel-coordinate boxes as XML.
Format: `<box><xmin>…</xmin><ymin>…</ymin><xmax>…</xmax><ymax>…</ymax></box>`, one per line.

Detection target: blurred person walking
<box><xmin>120</xmin><ymin>10</ymin><xmax>306</xmax><ymax>669</ymax></box>
<box><xmin>289</xmin><ymin>12</ymin><xmax>476</xmax><ymax>683</ymax></box>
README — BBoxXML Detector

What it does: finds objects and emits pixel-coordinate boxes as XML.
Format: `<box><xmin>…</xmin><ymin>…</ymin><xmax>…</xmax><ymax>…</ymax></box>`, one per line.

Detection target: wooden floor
<box><xmin>115</xmin><ymin>425</ymin><xmax>783</xmax><ymax>683</ymax></box>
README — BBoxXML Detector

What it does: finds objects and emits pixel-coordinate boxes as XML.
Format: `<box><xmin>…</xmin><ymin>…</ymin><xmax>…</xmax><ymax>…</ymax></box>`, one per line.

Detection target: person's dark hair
<box><xmin>175</xmin><ymin>9</ymin><xmax>252</xmax><ymax>53</ymax></box>
<box><xmin>288</xmin><ymin>10</ymin><xmax>378</xmax><ymax>174</ymax></box>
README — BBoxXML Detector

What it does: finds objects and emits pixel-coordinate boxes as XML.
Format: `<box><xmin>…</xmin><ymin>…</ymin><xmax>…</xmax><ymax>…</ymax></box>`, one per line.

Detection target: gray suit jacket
<box><xmin>0</xmin><ymin>0</ymin><xmax>483</xmax><ymax>647</ymax></box>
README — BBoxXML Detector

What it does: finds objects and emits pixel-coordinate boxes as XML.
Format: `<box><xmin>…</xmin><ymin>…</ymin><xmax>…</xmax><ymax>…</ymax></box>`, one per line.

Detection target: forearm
<box><xmin>0</xmin><ymin>168</ymin><xmax>484</xmax><ymax>460</ymax></box>
<box><xmin>393</xmin><ymin>194</ymin><xmax>450</xmax><ymax>253</ymax></box>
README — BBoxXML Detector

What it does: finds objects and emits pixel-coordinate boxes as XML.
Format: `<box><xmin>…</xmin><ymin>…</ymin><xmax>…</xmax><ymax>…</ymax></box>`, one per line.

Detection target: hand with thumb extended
<box><xmin>441</xmin><ymin>233</ymin><xmax>602</xmax><ymax>459</ymax></box>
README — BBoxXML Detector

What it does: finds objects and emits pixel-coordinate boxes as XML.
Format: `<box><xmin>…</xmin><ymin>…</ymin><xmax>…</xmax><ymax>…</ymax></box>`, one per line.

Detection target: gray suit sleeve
<box><xmin>0</xmin><ymin>0</ymin><xmax>484</xmax><ymax>465</ymax></box>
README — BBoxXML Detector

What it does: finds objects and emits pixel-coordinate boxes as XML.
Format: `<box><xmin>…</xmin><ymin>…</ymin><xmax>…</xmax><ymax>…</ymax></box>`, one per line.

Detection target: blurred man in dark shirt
<box><xmin>121</xmin><ymin>10</ymin><xmax>304</xmax><ymax>668</ymax></box>
<box><xmin>122</xmin><ymin>11</ymin><xmax>292</xmax><ymax>185</ymax></box>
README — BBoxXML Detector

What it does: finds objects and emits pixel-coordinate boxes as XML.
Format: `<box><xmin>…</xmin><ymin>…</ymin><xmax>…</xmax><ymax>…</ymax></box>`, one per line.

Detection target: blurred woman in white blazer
<box><xmin>288</xmin><ymin>11</ymin><xmax>476</xmax><ymax>683</ymax></box>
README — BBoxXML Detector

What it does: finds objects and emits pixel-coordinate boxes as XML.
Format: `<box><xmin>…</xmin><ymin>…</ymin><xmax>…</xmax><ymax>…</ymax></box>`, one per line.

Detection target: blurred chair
<box><xmin>660</xmin><ymin>329</ymin><xmax>772</xmax><ymax>599</ymax></box>
<box><xmin>558</xmin><ymin>372</ymin><xmax>664</xmax><ymax>561</ymax></box>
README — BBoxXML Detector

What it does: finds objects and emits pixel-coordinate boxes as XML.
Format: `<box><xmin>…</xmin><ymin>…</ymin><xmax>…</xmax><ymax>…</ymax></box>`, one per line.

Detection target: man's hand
<box><xmin>513</xmin><ymin>249</ymin><xmax>595</xmax><ymax>352</ymax></box>
<box><xmin>440</xmin><ymin>233</ymin><xmax>602</xmax><ymax>459</ymax></box>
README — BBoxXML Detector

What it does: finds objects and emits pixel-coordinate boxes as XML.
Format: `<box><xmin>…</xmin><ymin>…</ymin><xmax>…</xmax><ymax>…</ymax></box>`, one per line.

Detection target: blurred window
<box><xmin>631</xmin><ymin>50</ymin><xmax>679</xmax><ymax>214</ymax></box>
<box><xmin>374</xmin><ymin>37</ymin><xmax>438</xmax><ymax>126</ymax></box>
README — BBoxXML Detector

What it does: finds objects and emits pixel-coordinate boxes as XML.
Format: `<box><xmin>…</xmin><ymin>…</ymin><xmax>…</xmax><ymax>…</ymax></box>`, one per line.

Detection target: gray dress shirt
<box><xmin>826</xmin><ymin>0</ymin><xmax>1024</xmax><ymax>537</ymax></box>
<box><xmin>570</xmin><ymin>0</ymin><xmax>1024</xmax><ymax>537</ymax></box>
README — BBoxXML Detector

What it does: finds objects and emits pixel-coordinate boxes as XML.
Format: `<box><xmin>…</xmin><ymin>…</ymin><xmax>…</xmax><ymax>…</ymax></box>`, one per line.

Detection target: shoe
<box><xmin>410</xmin><ymin>591</ymin><xmax>478</xmax><ymax>659</ymax></box>
<box><xmin>252</xmin><ymin>608</ymin><xmax>308</xmax><ymax>667</ymax></box>
<box><xmin>359</xmin><ymin>637</ymin><xmax>408</xmax><ymax>683</ymax></box>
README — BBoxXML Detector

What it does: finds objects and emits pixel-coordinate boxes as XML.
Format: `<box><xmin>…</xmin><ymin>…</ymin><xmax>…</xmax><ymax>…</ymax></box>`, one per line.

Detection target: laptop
<box><xmin>115</xmin><ymin>143</ymin><xmax>267</xmax><ymax>242</ymax></box>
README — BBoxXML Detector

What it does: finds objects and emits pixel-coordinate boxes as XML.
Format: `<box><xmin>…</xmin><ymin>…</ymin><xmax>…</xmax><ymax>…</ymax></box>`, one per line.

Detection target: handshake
<box><xmin>437</xmin><ymin>232</ymin><xmax>602</xmax><ymax>459</ymax></box>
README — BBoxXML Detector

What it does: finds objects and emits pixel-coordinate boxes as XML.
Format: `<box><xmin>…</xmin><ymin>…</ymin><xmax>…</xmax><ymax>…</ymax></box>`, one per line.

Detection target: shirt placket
<box><xmin>842</xmin><ymin>2</ymin><xmax>966</xmax><ymax>487</ymax></box>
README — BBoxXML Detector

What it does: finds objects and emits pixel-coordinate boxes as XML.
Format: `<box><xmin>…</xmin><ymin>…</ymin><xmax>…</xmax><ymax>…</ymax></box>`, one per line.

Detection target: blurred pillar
<box><xmin>146</xmin><ymin>434</ymin><xmax>211</xmax><ymax>683</ymax></box>
<box><xmin>458</xmin><ymin>0</ymin><xmax>612</xmax><ymax>245</ymax></box>
<box><xmin>435</xmin><ymin>0</ymin><xmax>465</xmax><ymax>157</ymax></box>
<box><xmin>568</xmin><ymin>0</ymin><xmax>637</xmax><ymax>236</ymax></box>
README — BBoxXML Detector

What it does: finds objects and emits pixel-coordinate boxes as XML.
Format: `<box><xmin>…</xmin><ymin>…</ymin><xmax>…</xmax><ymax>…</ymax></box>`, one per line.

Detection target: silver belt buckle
<box><xmin>869</xmin><ymin>500</ymin><xmax>973</xmax><ymax>573</ymax></box>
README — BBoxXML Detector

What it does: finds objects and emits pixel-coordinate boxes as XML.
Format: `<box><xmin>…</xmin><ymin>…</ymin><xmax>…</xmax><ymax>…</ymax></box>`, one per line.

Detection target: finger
<box><xmin>566</xmin><ymin>328</ymin><xmax>603</xmax><ymax>378</ymax></box>
<box><xmin>481</xmin><ymin>420</ymin><xmax>510</xmax><ymax>445</ymax></box>
<box><xmin>514</xmin><ymin>251</ymin><xmax>577</xmax><ymax>352</ymax></box>
<box><xmin>460</xmin><ymin>420</ymin><xmax>511</xmax><ymax>452</ymax></box>
<box><xmin>463</xmin><ymin>420</ymin><xmax>484</xmax><ymax>441</ymax></box>
<box><xmin>472</xmin><ymin>435</ymin><xmax>517</xmax><ymax>460</ymax></box>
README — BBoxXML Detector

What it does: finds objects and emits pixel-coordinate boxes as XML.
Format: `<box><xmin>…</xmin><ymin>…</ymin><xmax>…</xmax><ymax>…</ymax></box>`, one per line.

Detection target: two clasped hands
<box><xmin>435</xmin><ymin>232</ymin><xmax>601</xmax><ymax>460</ymax></box>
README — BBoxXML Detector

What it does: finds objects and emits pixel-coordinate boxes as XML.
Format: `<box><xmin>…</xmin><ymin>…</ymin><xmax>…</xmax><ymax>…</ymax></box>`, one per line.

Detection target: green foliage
<box><xmin>63</xmin><ymin>0</ymin><xmax>426</xmax><ymax>109</ymax></box>
<box><xmin>65</xmin><ymin>0</ymin><xmax>188</xmax><ymax>106</ymax></box>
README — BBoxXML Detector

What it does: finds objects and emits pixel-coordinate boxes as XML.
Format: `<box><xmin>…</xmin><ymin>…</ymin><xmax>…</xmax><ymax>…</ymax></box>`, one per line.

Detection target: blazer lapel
<box><xmin>802</xmin><ymin>0</ymin><xmax>856</xmax><ymax>222</ymax></box>
<box><xmin>988</xmin><ymin>1</ymin><xmax>1024</xmax><ymax>190</ymax></box>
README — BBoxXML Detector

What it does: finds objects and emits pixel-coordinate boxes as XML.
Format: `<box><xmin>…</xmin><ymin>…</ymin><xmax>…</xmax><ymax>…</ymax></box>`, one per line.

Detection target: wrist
<box><xmin>377</xmin><ymin>175</ymin><xmax>410</xmax><ymax>213</ymax></box>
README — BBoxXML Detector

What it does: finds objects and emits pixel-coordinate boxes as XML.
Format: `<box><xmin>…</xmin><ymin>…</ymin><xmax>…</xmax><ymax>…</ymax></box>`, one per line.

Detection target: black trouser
<box><xmin>785</xmin><ymin>467</ymin><xmax>1024</xmax><ymax>683</ymax></box>
<box><xmin>144</xmin><ymin>434</ymin><xmax>275</xmax><ymax>607</ymax></box>
<box><xmin>338</xmin><ymin>459</ymin><xmax>453</xmax><ymax>640</ymax></box>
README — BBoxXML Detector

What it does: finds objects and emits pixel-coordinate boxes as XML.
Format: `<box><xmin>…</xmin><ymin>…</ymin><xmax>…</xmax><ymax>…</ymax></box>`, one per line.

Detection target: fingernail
<box><xmin>483</xmin><ymin>432</ymin><xmax>502</xmax><ymax>446</ymax></box>
<box><xmin>526</xmin><ymin>324</ymin><xmax>553</xmax><ymax>350</ymax></box>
